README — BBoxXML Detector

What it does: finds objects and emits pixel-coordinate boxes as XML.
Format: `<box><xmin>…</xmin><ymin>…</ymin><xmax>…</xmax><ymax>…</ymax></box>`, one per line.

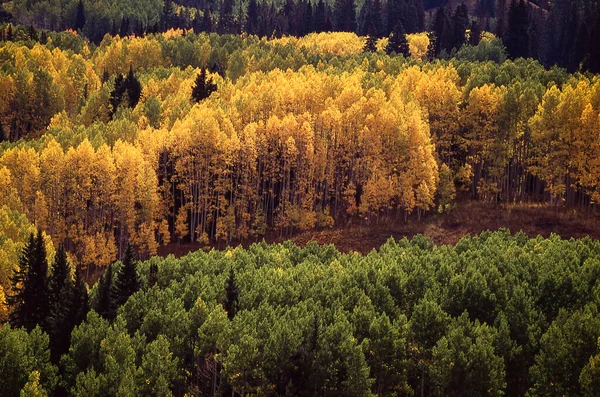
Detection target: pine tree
<box><xmin>163</xmin><ymin>0</ymin><xmax>174</xmax><ymax>30</ymax></box>
<box><xmin>201</xmin><ymin>6</ymin><xmax>214</xmax><ymax>33</ymax></box>
<box><xmin>432</xmin><ymin>6</ymin><xmax>452</xmax><ymax>57</ymax></box>
<box><xmin>70</xmin><ymin>266</ymin><xmax>89</xmax><ymax>327</ymax></box>
<box><xmin>95</xmin><ymin>263</ymin><xmax>115</xmax><ymax>319</ymax></box>
<box><xmin>218</xmin><ymin>0</ymin><xmax>235</xmax><ymax>34</ymax></box>
<box><xmin>386</xmin><ymin>21</ymin><xmax>410</xmax><ymax>57</ymax></box>
<box><xmin>112</xmin><ymin>243</ymin><xmax>140</xmax><ymax>308</ymax></box>
<box><xmin>505</xmin><ymin>0</ymin><xmax>529</xmax><ymax>59</ymax></box>
<box><xmin>364</xmin><ymin>23</ymin><xmax>378</xmax><ymax>52</ymax></box>
<box><xmin>333</xmin><ymin>0</ymin><xmax>356</xmax><ymax>32</ymax></box>
<box><xmin>191</xmin><ymin>69</ymin><xmax>217</xmax><ymax>103</ymax></box>
<box><xmin>223</xmin><ymin>268</ymin><xmax>239</xmax><ymax>320</ymax></box>
<box><xmin>75</xmin><ymin>0</ymin><xmax>86</xmax><ymax>31</ymax></box>
<box><xmin>47</xmin><ymin>245</ymin><xmax>74</xmax><ymax>362</ymax></box>
<box><xmin>124</xmin><ymin>66</ymin><xmax>141</xmax><ymax>108</ymax></box>
<box><xmin>0</xmin><ymin>119</ymin><xmax>5</xmax><ymax>142</ymax></box>
<box><xmin>7</xmin><ymin>233</ymin><xmax>35</xmax><ymax>328</ymax></box>
<box><xmin>469</xmin><ymin>20</ymin><xmax>482</xmax><ymax>46</ymax></box>
<box><xmin>452</xmin><ymin>4</ymin><xmax>469</xmax><ymax>50</ymax></box>
<box><xmin>314</xmin><ymin>0</ymin><xmax>327</xmax><ymax>32</ymax></box>
<box><xmin>246</xmin><ymin>0</ymin><xmax>259</xmax><ymax>34</ymax></box>
<box><xmin>8</xmin><ymin>230</ymin><xmax>49</xmax><ymax>331</ymax></box>
<box><xmin>148</xmin><ymin>263</ymin><xmax>159</xmax><ymax>288</ymax></box>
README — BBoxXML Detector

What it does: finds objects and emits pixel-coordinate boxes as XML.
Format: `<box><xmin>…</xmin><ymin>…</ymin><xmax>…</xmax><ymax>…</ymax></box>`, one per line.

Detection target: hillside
<box><xmin>3</xmin><ymin>231</ymin><xmax>600</xmax><ymax>396</ymax></box>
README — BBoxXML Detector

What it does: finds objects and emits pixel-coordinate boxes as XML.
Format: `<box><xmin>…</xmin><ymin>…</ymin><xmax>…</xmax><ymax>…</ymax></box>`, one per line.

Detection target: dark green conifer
<box><xmin>95</xmin><ymin>263</ymin><xmax>115</xmax><ymax>319</ymax></box>
<box><xmin>386</xmin><ymin>22</ymin><xmax>410</xmax><ymax>57</ymax></box>
<box><xmin>191</xmin><ymin>69</ymin><xmax>217</xmax><ymax>103</ymax></box>
<box><xmin>113</xmin><ymin>243</ymin><xmax>140</xmax><ymax>307</ymax></box>
<box><xmin>223</xmin><ymin>268</ymin><xmax>239</xmax><ymax>320</ymax></box>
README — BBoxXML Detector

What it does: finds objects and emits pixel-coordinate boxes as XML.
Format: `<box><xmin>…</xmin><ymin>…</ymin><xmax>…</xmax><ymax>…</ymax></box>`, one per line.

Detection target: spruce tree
<box><xmin>124</xmin><ymin>66</ymin><xmax>141</xmax><ymax>108</ymax></box>
<box><xmin>95</xmin><ymin>263</ymin><xmax>115</xmax><ymax>319</ymax></box>
<box><xmin>70</xmin><ymin>265</ymin><xmax>89</xmax><ymax>327</ymax></box>
<box><xmin>113</xmin><ymin>243</ymin><xmax>140</xmax><ymax>308</ymax></box>
<box><xmin>223</xmin><ymin>268</ymin><xmax>239</xmax><ymax>320</ymax></box>
<box><xmin>386</xmin><ymin>22</ymin><xmax>410</xmax><ymax>57</ymax></box>
<box><xmin>148</xmin><ymin>262</ymin><xmax>159</xmax><ymax>288</ymax></box>
<box><xmin>364</xmin><ymin>23</ymin><xmax>378</xmax><ymax>52</ymax></box>
<box><xmin>7</xmin><ymin>233</ymin><xmax>35</xmax><ymax>328</ymax></box>
<box><xmin>47</xmin><ymin>245</ymin><xmax>74</xmax><ymax>361</ymax></box>
<box><xmin>75</xmin><ymin>0</ymin><xmax>86</xmax><ymax>31</ymax></box>
<box><xmin>469</xmin><ymin>20</ymin><xmax>482</xmax><ymax>46</ymax></box>
<box><xmin>0</xmin><ymin>119</ymin><xmax>5</xmax><ymax>142</ymax></box>
<box><xmin>191</xmin><ymin>69</ymin><xmax>217</xmax><ymax>103</ymax></box>
<box><xmin>333</xmin><ymin>0</ymin><xmax>356</xmax><ymax>32</ymax></box>
<box><xmin>505</xmin><ymin>0</ymin><xmax>529</xmax><ymax>59</ymax></box>
<box><xmin>201</xmin><ymin>6</ymin><xmax>214</xmax><ymax>33</ymax></box>
<box><xmin>451</xmin><ymin>4</ymin><xmax>469</xmax><ymax>50</ymax></box>
<box><xmin>8</xmin><ymin>230</ymin><xmax>50</xmax><ymax>331</ymax></box>
<box><xmin>246</xmin><ymin>0</ymin><xmax>259</xmax><ymax>34</ymax></box>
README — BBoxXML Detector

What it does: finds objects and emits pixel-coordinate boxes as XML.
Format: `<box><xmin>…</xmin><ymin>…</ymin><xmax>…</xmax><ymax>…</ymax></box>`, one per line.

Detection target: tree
<box><xmin>363</xmin><ymin>23</ymin><xmax>378</xmax><ymax>52</ymax></box>
<box><xmin>504</xmin><ymin>0</ymin><xmax>529</xmax><ymax>59</ymax></box>
<box><xmin>147</xmin><ymin>263</ymin><xmax>158</xmax><ymax>288</ymax></box>
<box><xmin>386</xmin><ymin>21</ymin><xmax>410</xmax><ymax>57</ymax></box>
<box><xmin>333</xmin><ymin>0</ymin><xmax>356</xmax><ymax>32</ymax></box>
<box><xmin>75</xmin><ymin>0</ymin><xmax>86</xmax><ymax>31</ymax></box>
<box><xmin>246</xmin><ymin>0</ymin><xmax>259</xmax><ymax>34</ymax></box>
<box><xmin>191</xmin><ymin>69</ymin><xmax>217</xmax><ymax>103</ymax></box>
<box><xmin>469</xmin><ymin>20</ymin><xmax>482</xmax><ymax>46</ymax></box>
<box><xmin>451</xmin><ymin>3</ymin><xmax>469</xmax><ymax>50</ymax></box>
<box><xmin>95</xmin><ymin>264</ymin><xmax>115</xmax><ymax>320</ymax></box>
<box><xmin>223</xmin><ymin>268</ymin><xmax>239</xmax><ymax>320</ymax></box>
<box><xmin>124</xmin><ymin>66</ymin><xmax>141</xmax><ymax>108</ymax></box>
<box><xmin>112</xmin><ymin>243</ymin><xmax>139</xmax><ymax>308</ymax></box>
<box><xmin>8</xmin><ymin>231</ymin><xmax>50</xmax><ymax>332</ymax></box>
<box><xmin>46</xmin><ymin>245</ymin><xmax>74</xmax><ymax>361</ymax></box>
<box><xmin>218</xmin><ymin>0</ymin><xmax>235</xmax><ymax>34</ymax></box>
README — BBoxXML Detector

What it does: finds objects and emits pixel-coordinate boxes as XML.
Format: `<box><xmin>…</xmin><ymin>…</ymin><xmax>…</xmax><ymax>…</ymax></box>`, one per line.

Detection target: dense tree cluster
<box><xmin>3</xmin><ymin>231</ymin><xmax>600</xmax><ymax>396</ymax></box>
<box><xmin>2</xmin><ymin>30</ymin><xmax>600</xmax><ymax>291</ymax></box>
<box><xmin>3</xmin><ymin>0</ymin><xmax>600</xmax><ymax>70</ymax></box>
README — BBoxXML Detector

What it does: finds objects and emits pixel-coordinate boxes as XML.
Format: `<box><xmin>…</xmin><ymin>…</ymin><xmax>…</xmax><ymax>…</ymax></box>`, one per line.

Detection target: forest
<box><xmin>2</xmin><ymin>230</ymin><xmax>600</xmax><ymax>396</ymax></box>
<box><xmin>1</xmin><ymin>0</ymin><xmax>600</xmax><ymax>395</ymax></box>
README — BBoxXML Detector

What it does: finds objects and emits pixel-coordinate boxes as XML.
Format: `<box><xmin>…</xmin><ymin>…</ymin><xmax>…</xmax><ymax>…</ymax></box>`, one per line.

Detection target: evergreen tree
<box><xmin>246</xmin><ymin>0</ymin><xmax>259</xmax><ymax>34</ymax></box>
<box><xmin>6</xmin><ymin>23</ymin><xmax>12</xmax><ymax>41</ymax></box>
<box><xmin>70</xmin><ymin>265</ymin><xmax>89</xmax><ymax>327</ymax></box>
<box><xmin>218</xmin><ymin>0</ymin><xmax>235</xmax><ymax>34</ymax></box>
<box><xmin>112</xmin><ymin>243</ymin><xmax>140</xmax><ymax>308</ymax></box>
<box><xmin>452</xmin><ymin>3</ymin><xmax>469</xmax><ymax>50</ymax></box>
<box><xmin>7</xmin><ymin>233</ymin><xmax>34</xmax><ymax>328</ymax></box>
<box><xmin>469</xmin><ymin>20</ymin><xmax>482</xmax><ymax>46</ymax></box>
<box><xmin>47</xmin><ymin>245</ymin><xmax>74</xmax><ymax>362</ymax></box>
<box><xmin>314</xmin><ymin>0</ymin><xmax>327</xmax><ymax>32</ymax></box>
<box><xmin>0</xmin><ymin>119</ymin><xmax>5</xmax><ymax>142</ymax></box>
<box><xmin>364</xmin><ymin>23</ymin><xmax>378</xmax><ymax>52</ymax></box>
<box><xmin>109</xmin><ymin>73</ymin><xmax>125</xmax><ymax>118</ymax></box>
<box><xmin>95</xmin><ymin>263</ymin><xmax>115</xmax><ymax>319</ymax></box>
<box><xmin>8</xmin><ymin>231</ymin><xmax>49</xmax><ymax>331</ymax></box>
<box><xmin>191</xmin><ymin>69</ymin><xmax>217</xmax><ymax>103</ymax></box>
<box><xmin>124</xmin><ymin>66</ymin><xmax>141</xmax><ymax>108</ymax></box>
<box><xmin>432</xmin><ymin>6</ymin><xmax>452</xmax><ymax>56</ymax></box>
<box><xmin>223</xmin><ymin>268</ymin><xmax>239</xmax><ymax>320</ymax></box>
<box><xmin>163</xmin><ymin>0</ymin><xmax>174</xmax><ymax>30</ymax></box>
<box><xmin>588</xmin><ymin>16</ymin><xmax>600</xmax><ymax>73</ymax></box>
<box><xmin>47</xmin><ymin>245</ymin><xmax>70</xmax><ymax>313</ymax></box>
<box><xmin>333</xmin><ymin>0</ymin><xmax>356</xmax><ymax>32</ymax></box>
<box><xmin>504</xmin><ymin>0</ymin><xmax>529</xmax><ymax>59</ymax></box>
<box><xmin>386</xmin><ymin>21</ymin><xmax>410</xmax><ymax>57</ymax></box>
<box><xmin>75</xmin><ymin>0</ymin><xmax>86</xmax><ymax>31</ymax></box>
<box><xmin>148</xmin><ymin>263</ymin><xmax>159</xmax><ymax>288</ymax></box>
<box><xmin>201</xmin><ymin>6</ymin><xmax>214</xmax><ymax>33</ymax></box>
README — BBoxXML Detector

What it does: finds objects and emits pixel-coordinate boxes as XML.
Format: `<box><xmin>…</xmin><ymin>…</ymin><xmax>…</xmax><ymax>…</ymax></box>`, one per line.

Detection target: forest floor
<box><xmin>158</xmin><ymin>201</ymin><xmax>600</xmax><ymax>257</ymax></box>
